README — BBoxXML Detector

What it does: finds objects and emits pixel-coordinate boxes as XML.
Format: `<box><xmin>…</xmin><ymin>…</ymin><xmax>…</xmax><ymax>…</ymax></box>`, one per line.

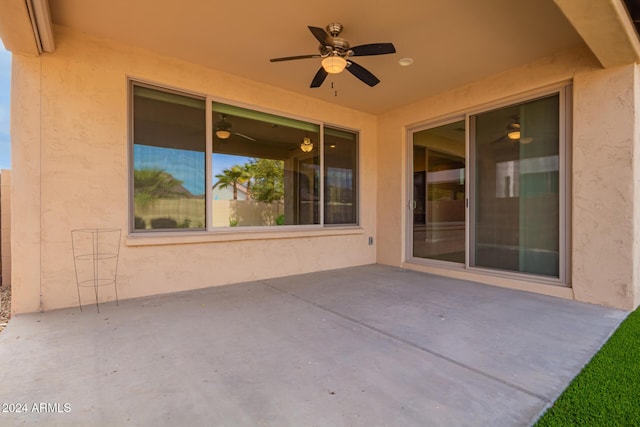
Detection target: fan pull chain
<box><xmin>331</xmin><ymin>82</ymin><xmax>338</xmax><ymax>97</ymax></box>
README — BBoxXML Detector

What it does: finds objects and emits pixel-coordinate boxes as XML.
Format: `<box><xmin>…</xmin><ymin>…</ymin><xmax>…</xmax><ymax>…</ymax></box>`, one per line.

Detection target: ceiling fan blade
<box><xmin>270</xmin><ymin>54</ymin><xmax>321</xmax><ymax>62</ymax></box>
<box><xmin>350</xmin><ymin>43</ymin><xmax>396</xmax><ymax>56</ymax></box>
<box><xmin>310</xmin><ymin>67</ymin><xmax>328</xmax><ymax>88</ymax></box>
<box><xmin>345</xmin><ymin>60</ymin><xmax>380</xmax><ymax>87</ymax></box>
<box><xmin>234</xmin><ymin>132</ymin><xmax>256</xmax><ymax>142</ymax></box>
<box><xmin>490</xmin><ymin>135</ymin><xmax>507</xmax><ymax>144</ymax></box>
<box><xmin>308</xmin><ymin>26</ymin><xmax>333</xmax><ymax>47</ymax></box>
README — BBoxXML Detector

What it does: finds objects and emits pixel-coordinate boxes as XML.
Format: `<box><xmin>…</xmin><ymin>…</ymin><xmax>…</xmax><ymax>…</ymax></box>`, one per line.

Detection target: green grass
<box><xmin>535</xmin><ymin>308</ymin><xmax>640</xmax><ymax>426</ymax></box>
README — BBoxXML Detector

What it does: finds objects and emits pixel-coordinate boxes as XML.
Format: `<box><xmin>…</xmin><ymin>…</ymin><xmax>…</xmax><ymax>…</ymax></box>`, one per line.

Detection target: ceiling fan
<box><xmin>214</xmin><ymin>114</ymin><xmax>256</xmax><ymax>141</ymax></box>
<box><xmin>270</xmin><ymin>23</ymin><xmax>396</xmax><ymax>88</ymax></box>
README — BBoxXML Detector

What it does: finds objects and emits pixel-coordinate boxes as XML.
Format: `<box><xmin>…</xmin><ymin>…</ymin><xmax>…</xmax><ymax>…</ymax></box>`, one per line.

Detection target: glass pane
<box><xmin>324</xmin><ymin>127</ymin><xmax>358</xmax><ymax>225</ymax></box>
<box><xmin>132</xmin><ymin>86</ymin><xmax>206</xmax><ymax>231</ymax></box>
<box><xmin>412</xmin><ymin>120</ymin><xmax>466</xmax><ymax>263</ymax></box>
<box><xmin>473</xmin><ymin>95</ymin><xmax>559</xmax><ymax>277</ymax></box>
<box><xmin>212</xmin><ymin>102</ymin><xmax>320</xmax><ymax>227</ymax></box>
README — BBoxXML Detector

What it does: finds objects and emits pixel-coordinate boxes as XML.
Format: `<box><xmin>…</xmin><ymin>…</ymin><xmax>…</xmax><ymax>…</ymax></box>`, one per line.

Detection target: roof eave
<box><xmin>0</xmin><ymin>0</ymin><xmax>55</xmax><ymax>56</ymax></box>
<box><xmin>554</xmin><ymin>0</ymin><xmax>640</xmax><ymax>68</ymax></box>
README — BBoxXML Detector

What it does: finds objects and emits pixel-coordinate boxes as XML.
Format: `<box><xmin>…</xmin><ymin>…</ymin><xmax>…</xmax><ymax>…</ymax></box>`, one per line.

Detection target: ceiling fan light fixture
<box><xmin>215</xmin><ymin>129</ymin><xmax>231</xmax><ymax>139</ymax></box>
<box><xmin>300</xmin><ymin>137</ymin><xmax>314</xmax><ymax>152</ymax></box>
<box><xmin>215</xmin><ymin>118</ymin><xmax>232</xmax><ymax>139</ymax></box>
<box><xmin>506</xmin><ymin>122</ymin><xmax>521</xmax><ymax>140</ymax></box>
<box><xmin>322</xmin><ymin>55</ymin><xmax>347</xmax><ymax>74</ymax></box>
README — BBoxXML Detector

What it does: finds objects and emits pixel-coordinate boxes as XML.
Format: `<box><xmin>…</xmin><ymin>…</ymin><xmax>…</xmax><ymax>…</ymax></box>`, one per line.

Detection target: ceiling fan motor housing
<box><xmin>216</xmin><ymin>117</ymin><xmax>231</xmax><ymax>132</ymax></box>
<box><xmin>321</xmin><ymin>23</ymin><xmax>350</xmax><ymax>57</ymax></box>
<box><xmin>326</xmin><ymin>22</ymin><xmax>343</xmax><ymax>37</ymax></box>
<box><xmin>329</xmin><ymin>38</ymin><xmax>350</xmax><ymax>56</ymax></box>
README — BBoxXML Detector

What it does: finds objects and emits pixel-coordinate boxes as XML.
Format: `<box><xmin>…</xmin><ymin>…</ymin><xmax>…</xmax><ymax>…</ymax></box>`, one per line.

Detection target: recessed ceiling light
<box><xmin>399</xmin><ymin>57</ymin><xmax>414</xmax><ymax>67</ymax></box>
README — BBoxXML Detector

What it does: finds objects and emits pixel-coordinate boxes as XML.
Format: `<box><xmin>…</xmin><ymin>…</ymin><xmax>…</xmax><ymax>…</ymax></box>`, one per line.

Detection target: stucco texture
<box><xmin>11</xmin><ymin>27</ymin><xmax>377</xmax><ymax>313</ymax></box>
<box><xmin>572</xmin><ymin>64</ymin><xmax>639</xmax><ymax>310</ymax></box>
<box><xmin>376</xmin><ymin>46</ymin><xmax>640</xmax><ymax>309</ymax></box>
<box><xmin>11</xmin><ymin>27</ymin><xmax>640</xmax><ymax>312</ymax></box>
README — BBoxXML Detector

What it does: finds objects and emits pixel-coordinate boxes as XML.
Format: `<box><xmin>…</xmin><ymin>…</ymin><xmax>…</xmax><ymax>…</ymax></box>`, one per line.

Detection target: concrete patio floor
<box><xmin>0</xmin><ymin>264</ymin><xmax>628</xmax><ymax>426</ymax></box>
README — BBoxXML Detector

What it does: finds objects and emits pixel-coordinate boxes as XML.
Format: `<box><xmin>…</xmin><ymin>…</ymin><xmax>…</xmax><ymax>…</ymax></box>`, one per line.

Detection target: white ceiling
<box><xmin>48</xmin><ymin>0</ymin><xmax>585</xmax><ymax>114</ymax></box>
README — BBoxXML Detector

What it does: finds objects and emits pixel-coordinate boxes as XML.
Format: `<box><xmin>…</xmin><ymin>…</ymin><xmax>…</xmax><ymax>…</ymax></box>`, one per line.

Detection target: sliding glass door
<box><xmin>409</xmin><ymin>89</ymin><xmax>567</xmax><ymax>282</ymax></box>
<box><xmin>471</xmin><ymin>94</ymin><xmax>560</xmax><ymax>277</ymax></box>
<box><xmin>411</xmin><ymin>120</ymin><xmax>466</xmax><ymax>264</ymax></box>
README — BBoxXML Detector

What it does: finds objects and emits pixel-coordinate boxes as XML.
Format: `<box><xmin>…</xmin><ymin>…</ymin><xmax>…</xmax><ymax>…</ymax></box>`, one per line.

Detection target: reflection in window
<box><xmin>474</xmin><ymin>94</ymin><xmax>560</xmax><ymax>277</ymax></box>
<box><xmin>130</xmin><ymin>83</ymin><xmax>359</xmax><ymax>232</ymax></box>
<box><xmin>132</xmin><ymin>86</ymin><xmax>206</xmax><ymax>230</ymax></box>
<box><xmin>325</xmin><ymin>127</ymin><xmax>358</xmax><ymax>225</ymax></box>
<box><xmin>495</xmin><ymin>155</ymin><xmax>559</xmax><ymax>198</ymax></box>
<box><xmin>412</xmin><ymin>120</ymin><xmax>466</xmax><ymax>264</ymax></box>
<box><xmin>212</xmin><ymin>102</ymin><xmax>320</xmax><ymax>227</ymax></box>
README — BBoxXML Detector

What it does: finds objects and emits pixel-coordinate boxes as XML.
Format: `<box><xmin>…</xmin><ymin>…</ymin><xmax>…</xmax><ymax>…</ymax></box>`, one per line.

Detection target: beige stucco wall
<box><xmin>572</xmin><ymin>64</ymin><xmax>639</xmax><ymax>310</ymax></box>
<box><xmin>377</xmin><ymin>45</ymin><xmax>640</xmax><ymax>310</ymax></box>
<box><xmin>1</xmin><ymin>169</ymin><xmax>11</xmax><ymax>286</ymax></box>
<box><xmin>11</xmin><ymin>27</ymin><xmax>640</xmax><ymax>312</ymax></box>
<box><xmin>11</xmin><ymin>27</ymin><xmax>377</xmax><ymax>313</ymax></box>
<box><xmin>11</xmin><ymin>55</ymin><xmax>42</xmax><ymax>313</ymax></box>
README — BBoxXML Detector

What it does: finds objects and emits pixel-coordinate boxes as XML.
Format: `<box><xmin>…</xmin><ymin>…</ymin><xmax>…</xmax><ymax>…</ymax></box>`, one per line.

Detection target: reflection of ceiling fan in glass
<box><xmin>491</xmin><ymin>115</ymin><xmax>534</xmax><ymax>145</ymax></box>
<box><xmin>214</xmin><ymin>114</ymin><xmax>256</xmax><ymax>141</ymax></box>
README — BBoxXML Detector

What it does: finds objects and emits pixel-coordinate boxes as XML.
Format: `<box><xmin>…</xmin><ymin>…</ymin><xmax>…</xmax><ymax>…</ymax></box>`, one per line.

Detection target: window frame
<box><xmin>128</xmin><ymin>80</ymin><xmax>208</xmax><ymax>233</ymax></box>
<box><xmin>323</xmin><ymin>124</ymin><xmax>360</xmax><ymax>227</ymax></box>
<box><xmin>128</xmin><ymin>79</ymin><xmax>360</xmax><ymax>235</ymax></box>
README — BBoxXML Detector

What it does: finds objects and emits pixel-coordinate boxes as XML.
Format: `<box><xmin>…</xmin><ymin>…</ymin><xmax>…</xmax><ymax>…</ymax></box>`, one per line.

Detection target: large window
<box><xmin>130</xmin><ymin>82</ymin><xmax>358</xmax><ymax>232</ymax></box>
<box><xmin>132</xmin><ymin>86</ymin><xmax>206</xmax><ymax>231</ymax></box>
<box><xmin>212</xmin><ymin>102</ymin><xmax>321</xmax><ymax>227</ymax></box>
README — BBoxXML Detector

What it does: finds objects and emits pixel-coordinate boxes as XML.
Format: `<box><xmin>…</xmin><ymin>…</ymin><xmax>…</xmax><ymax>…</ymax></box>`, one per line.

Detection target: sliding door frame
<box><xmin>406</xmin><ymin>114</ymin><xmax>467</xmax><ymax>269</ymax></box>
<box><xmin>406</xmin><ymin>83</ymin><xmax>572</xmax><ymax>286</ymax></box>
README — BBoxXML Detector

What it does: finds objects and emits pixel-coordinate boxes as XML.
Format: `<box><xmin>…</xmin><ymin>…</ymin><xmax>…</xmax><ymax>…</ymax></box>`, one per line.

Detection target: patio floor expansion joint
<box><xmin>258</xmin><ymin>279</ymin><xmax>550</xmax><ymax>403</ymax></box>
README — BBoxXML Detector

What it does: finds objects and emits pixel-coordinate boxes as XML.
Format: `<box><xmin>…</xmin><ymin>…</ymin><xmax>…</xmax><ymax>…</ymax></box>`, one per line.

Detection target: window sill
<box><xmin>126</xmin><ymin>226</ymin><xmax>365</xmax><ymax>247</ymax></box>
